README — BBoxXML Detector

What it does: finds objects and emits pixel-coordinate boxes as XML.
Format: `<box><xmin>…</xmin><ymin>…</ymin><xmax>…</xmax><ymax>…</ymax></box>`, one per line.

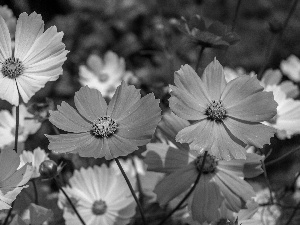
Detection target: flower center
<box><xmin>195</xmin><ymin>154</ymin><xmax>218</xmax><ymax>173</ymax></box>
<box><xmin>91</xmin><ymin>116</ymin><xmax>118</xmax><ymax>137</ymax></box>
<box><xmin>92</xmin><ymin>200</ymin><xmax>107</xmax><ymax>215</ymax></box>
<box><xmin>205</xmin><ymin>100</ymin><xmax>226</xmax><ymax>122</ymax></box>
<box><xmin>1</xmin><ymin>57</ymin><xmax>24</xmax><ymax>79</ymax></box>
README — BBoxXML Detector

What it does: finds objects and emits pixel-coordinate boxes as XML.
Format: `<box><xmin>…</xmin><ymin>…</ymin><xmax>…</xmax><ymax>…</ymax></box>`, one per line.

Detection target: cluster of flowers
<box><xmin>1</xmin><ymin>6</ymin><xmax>300</xmax><ymax>225</ymax></box>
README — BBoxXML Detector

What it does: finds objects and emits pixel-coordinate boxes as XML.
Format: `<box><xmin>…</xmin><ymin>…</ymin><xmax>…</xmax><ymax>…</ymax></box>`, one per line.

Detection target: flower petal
<box><xmin>225</xmin><ymin>91</ymin><xmax>277</xmax><ymax>122</ymax></box>
<box><xmin>190</xmin><ymin>174</ymin><xmax>224</xmax><ymax>223</ymax></box>
<box><xmin>154</xmin><ymin>163</ymin><xmax>197</xmax><ymax>205</ymax></box>
<box><xmin>144</xmin><ymin>143</ymin><xmax>193</xmax><ymax>173</ymax></box>
<box><xmin>14</xmin><ymin>12</ymin><xmax>44</xmax><ymax>60</ymax></box>
<box><xmin>0</xmin><ymin>148</ymin><xmax>20</xmax><ymax>183</ymax></box>
<box><xmin>46</xmin><ymin>133</ymin><xmax>94</xmax><ymax>154</ymax></box>
<box><xmin>214</xmin><ymin>170</ymin><xmax>255</xmax><ymax>212</ymax></box>
<box><xmin>0</xmin><ymin>77</ymin><xmax>19</xmax><ymax>105</ymax></box>
<box><xmin>49</xmin><ymin>102</ymin><xmax>91</xmax><ymax>133</ymax></box>
<box><xmin>202</xmin><ymin>58</ymin><xmax>226</xmax><ymax>100</ymax></box>
<box><xmin>74</xmin><ymin>86</ymin><xmax>107</xmax><ymax>122</ymax></box>
<box><xmin>114</xmin><ymin>93</ymin><xmax>161</xmax><ymax>146</ymax></box>
<box><xmin>0</xmin><ymin>15</ymin><xmax>12</xmax><ymax>61</ymax></box>
<box><xmin>223</xmin><ymin>117</ymin><xmax>275</xmax><ymax>148</ymax></box>
<box><xmin>107</xmin><ymin>82</ymin><xmax>141</xmax><ymax>119</ymax></box>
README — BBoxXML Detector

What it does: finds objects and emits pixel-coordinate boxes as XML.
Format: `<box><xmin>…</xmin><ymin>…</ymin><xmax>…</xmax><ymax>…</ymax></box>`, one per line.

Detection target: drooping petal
<box><xmin>144</xmin><ymin>143</ymin><xmax>193</xmax><ymax>173</ymax></box>
<box><xmin>0</xmin><ymin>15</ymin><xmax>12</xmax><ymax>61</ymax></box>
<box><xmin>154</xmin><ymin>163</ymin><xmax>198</xmax><ymax>205</ymax></box>
<box><xmin>46</xmin><ymin>133</ymin><xmax>94</xmax><ymax>154</ymax></box>
<box><xmin>225</xmin><ymin>91</ymin><xmax>277</xmax><ymax>122</ymax></box>
<box><xmin>202</xmin><ymin>58</ymin><xmax>227</xmax><ymax>100</ymax></box>
<box><xmin>14</xmin><ymin>12</ymin><xmax>44</xmax><ymax>60</ymax></box>
<box><xmin>0</xmin><ymin>148</ymin><xmax>20</xmax><ymax>184</ymax></box>
<box><xmin>0</xmin><ymin>77</ymin><xmax>19</xmax><ymax>105</ymax></box>
<box><xmin>74</xmin><ymin>86</ymin><xmax>107</xmax><ymax>122</ymax></box>
<box><xmin>176</xmin><ymin>120</ymin><xmax>215</xmax><ymax>153</ymax></box>
<box><xmin>49</xmin><ymin>102</ymin><xmax>91</xmax><ymax>133</ymax></box>
<box><xmin>214</xmin><ymin>170</ymin><xmax>255</xmax><ymax>212</ymax></box>
<box><xmin>221</xmin><ymin>75</ymin><xmax>263</xmax><ymax>108</ymax></box>
<box><xmin>223</xmin><ymin>117</ymin><xmax>275</xmax><ymax>148</ymax></box>
<box><xmin>0</xmin><ymin>110</ymin><xmax>15</xmax><ymax>128</ymax></box>
<box><xmin>190</xmin><ymin>174</ymin><xmax>224</xmax><ymax>223</ymax></box>
<box><xmin>114</xmin><ymin>92</ymin><xmax>161</xmax><ymax>146</ymax></box>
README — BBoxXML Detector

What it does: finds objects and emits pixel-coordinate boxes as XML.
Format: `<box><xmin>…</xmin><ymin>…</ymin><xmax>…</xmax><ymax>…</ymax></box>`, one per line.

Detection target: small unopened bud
<box><xmin>39</xmin><ymin>160</ymin><xmax>58</xmax><ymax>179</ymax></box>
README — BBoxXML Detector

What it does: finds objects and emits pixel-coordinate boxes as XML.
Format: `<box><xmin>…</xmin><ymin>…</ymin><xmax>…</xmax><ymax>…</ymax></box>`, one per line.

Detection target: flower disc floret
<box><xmin>1</xmin><ymin>57</ymin><xmax>24</xmax><ymax>78</ymax></box>
<box><xmin>92</xmin><ymin>200</ymin><xmax>107</xmax><ymax>215</ymax></box>
<box><xmin>91</xmin><ymin>116</ymin><xmax>118</xmax><ymax>138</ymax></box>
<box><xmin>195</xmin><ymin>154</ymin><xmax>218</xmax><ymax>173</ymax></box>
<box><xmin>205</xmin><ymin>100</ymin><xmax>226</xmax><ymax>122</ymax></box>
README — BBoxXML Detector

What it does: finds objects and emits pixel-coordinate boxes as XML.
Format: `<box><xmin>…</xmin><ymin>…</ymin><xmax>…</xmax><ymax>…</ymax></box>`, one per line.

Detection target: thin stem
<box><xmin>131</xmin><ymin>157</ymin><xmax>144</xmax><ymax>205</ymax></box>
<box><xmin>258</xmin><ymin>0</ymin><xmax>299</xmax><ymax>79</ymax></box>
<box><xmin>54</xmin><ymin>178</ymin><xmax>86</xmax><ymax>225</ymax></box>
<box><xmin>261</xmin><ymin>160</ymin><xmax>274</xmax><ymax>204</ymax></box>
<box><xmin>32</xmin><ymin>179</ymin><xmax>39</xmax><ymax>205</ymax></box>
<box><xmin>265</xmin><ymin>146</ymin><xmax>300</xmax><ymax>166</ymax></box>
<box><xmin>3</xmin><ymin>202</ymin><xmax>14</xmax><ymax>225</ymax></box>
<box><xmin>158</xmin><ymin>151</ymin><xmax>208</xmax><ymax>225</ymax></box>
<box><xmin>115</xmin><ymin>158</ymin><xmax>147</xmax><ymax>225</ymax></box>
<box><xmin>232</xmin><ymin>0</ymin><xmax>243</xmax><ymax>32</ymax></box>
<box><xmin>284</xmin><ymin>200</ymin><xmax>300</xmax><ymax>225</ymax></box>
<box><xmin>14</xmin><ymin>105</ymin><xmax>20</xmax><ymax>153</ymax></box>
<box><xmin>195</xmin><ymin>46</ymin><xmax>205</xmax><ymax>73</ymax></box>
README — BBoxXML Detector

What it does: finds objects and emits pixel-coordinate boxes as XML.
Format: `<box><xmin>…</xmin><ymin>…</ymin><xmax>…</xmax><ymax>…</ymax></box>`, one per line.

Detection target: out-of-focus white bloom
<box><xmin>0</xmin><ymin>104</ymin><xmax>41</xmax><ymax>148</ymax></box>
<box><xmin>111</xmin><ymin>156</ymin><xmax>146</xmax><ymax>177</ymax></box>
<box><xmin>251</xmin><ymin>188</ymin><xmax>281</xmax><ymax>225</ymax></box>
<box><xmin>263</xmin><ymin>85</ymin><xmax>300</xmax><ymax>139</ymax></box>
<box><xmin>79</xmin><ymin>51</ymin><xmax>136</xmax><ymax>98</ymax></box>
<box><xmin>0</xmin><ymin>148</ymin><xmax>33</xmax><ymax>210</ymax></box>
<box><xmin>224</xmin><ymin>67</ymin><xmax>255</xmax><ymax>82</ymax></box>
<box><xmin>0</xmin><ymin>12</ymin><xmax>68</xmax><ymax>105</ymax></box>
<box><xmin>0</xmin><ymin>5</ymin><xmax>16</xmax><ymax>37</ymax></box>
<box><xmin>19</xmin><ymin>148</ymin><xmax>49</xmax><ymax>178</ymax></box>
<box><xmin>280</xmin><ymin>55</ymin><xmax>300</xmax><ymax>82</ymax></box>
<box><xmin>58</xmin><ymin>165</ymin><xmax>136</xmax><ymax>225</ymax></box>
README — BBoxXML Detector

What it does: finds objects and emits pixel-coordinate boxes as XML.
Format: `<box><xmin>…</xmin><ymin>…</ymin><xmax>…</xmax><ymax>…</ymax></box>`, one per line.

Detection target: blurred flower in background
<box><xmin>280</xmin><ymin>55</ymin><xmax>300</xmax><ymax>82</ymax></box>
<box><xmin>58</xmin><ymin>165</ymin><xmax>136</xmax><ymax>225</ymax></box>
<box><xmin>0</xmin><ymin>104</ymin><xmax>41</xmax><ymax>148</ymax></box>
<box><xmin>79</xmin><ymin>51</ymin><xmax>137</xmax><ymax>98</ymax></box>
<box><xmin>0</xmin><ymin>5</ymin><xmax>16</xmax><ymax>38</ymax></box>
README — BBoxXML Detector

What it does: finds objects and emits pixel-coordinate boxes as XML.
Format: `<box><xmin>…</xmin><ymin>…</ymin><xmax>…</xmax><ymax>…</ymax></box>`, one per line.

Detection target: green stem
<box><xmin>232</xmin><ymin>0</ymin><xmax>243</xmax><ymax>32</ymax></box>
<box><xmin>158</xmin><ymin>151</ymin><xmax>208</xmax><ymax>225</ymax></box>
<box><xmin>131</xmin><ymin>157</ymin><xmax>144</xmax><ymax>205</ymax></box>
<box><xmin>284</xmin><ymin>200</ymin><xmax>300</xmax><ymax>225</ymax></box>
<box><xmin>14</xmin><ymin>105</ymin><xmax>19</xmax><ymax>153</ymax></box>
<box><xmin>265</xmin><ymin>146</ymin><xmax>300</xmax><ymax>166</ymax></box>
<box><xmin>115</xmin><ymin>158</ymin><xmax>147</xmax><ymax>225</ymax></box>
<box><xmin>261</xmin><ymin>160</ymin><xmax>273</xmax><ymax>204</ymax></box>
<box><xmin>32</xmin><ymin>179</ymin><xmax>39</xmax><ymax>205</ymax></box>
<box><xmin>54</xmin><ymin>178</ymin><xmax>86</xmax><ymax>225</ymax></box>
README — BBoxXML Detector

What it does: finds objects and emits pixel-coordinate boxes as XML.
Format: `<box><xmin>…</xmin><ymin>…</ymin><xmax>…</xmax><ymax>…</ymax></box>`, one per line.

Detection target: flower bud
<box><xmin>39</xmin><ymin>160</ymin><xmax>58</xmax><ymax>179</ymax></box>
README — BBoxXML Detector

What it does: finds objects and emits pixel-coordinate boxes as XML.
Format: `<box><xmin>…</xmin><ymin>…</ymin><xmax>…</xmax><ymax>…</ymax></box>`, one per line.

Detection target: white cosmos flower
<box><xmin>19</xmin><ymin>147</ymin><xmax>49</xmax><ymax>178</ymax></box>
<box><xmin>280</xmin><ymin>55</ymin><xmax>300</xmax><ymax>82</ymax></box>
<box><xmin>58</xmin><ymin>165</ymin><xmax>136</xmax><ymax>225</ymax></box>
<box><xmin>79</xmin><ymin>51</ymin><xmax>135</xmax><ymax>98</ymax></box>
<box><xmin>0</xmin><ymin>12</ymin><xmax>68</xmax><ymax>106</ymax></box>
<box><xmin>0</xmin><ymin>104</ymin><xmax>41</xmax><ymax>148</ymax></box>
<box><xmin>263</xmin><ymin>85</ymin><xmax>300</xmax><ymax>139</ymax></box>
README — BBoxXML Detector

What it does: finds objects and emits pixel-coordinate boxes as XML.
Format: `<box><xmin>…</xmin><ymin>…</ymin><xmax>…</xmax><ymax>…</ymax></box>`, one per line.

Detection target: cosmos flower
<box><xmin>0</xmin><ymin>12</ymin><xmax>68</xmax><ymax>105</ymax></box>
<box><xmin>0</xmin><ymin>104</ymin><xmax>41</xmax><ymax>148</ymax></box>
<box><xmin>0</xmin><ymin>147</ymin><xmax>33</xmax><ymax>210</ymax></box>
<box><xmin>176</xmin><ymin>15</ymin><xmax>239</xmax><ymax>49</ymax></box>
<box><xmin>169</xmin><ymin>59</ymin><xmax>277</xmax><ymax>160</ymax></box>
<box><xmin>280</xmin><ymin>55</ymin><xmax>300</xmax><ymax>82</ymax></box>
<box><xmin>263</xmin><ymin>85</ymin><xmax>300</xmax><ymax>139</ymax></box>
<box><xmin>144</xmin><ymin>142</ymin><xmax>263</xmax><ymax>224</ymax></box>
<box><xmin>58</xmin><ymin>165</ymin><xmax>136</xmax><ymax>225</ymax></box>
<box><xmin>79</xmin><ymin>51</ymin><xmax>136</xmax><ymax>98</ymax></box>
<box><xmin>19</xmin><ymin>147</ymin><xmax>49</xmax><ymax>178</ymax></box>
<box><xmin>47</xmin><ymin>83</ymin><xmax>161</xmax><ymax>159</ymax></box>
